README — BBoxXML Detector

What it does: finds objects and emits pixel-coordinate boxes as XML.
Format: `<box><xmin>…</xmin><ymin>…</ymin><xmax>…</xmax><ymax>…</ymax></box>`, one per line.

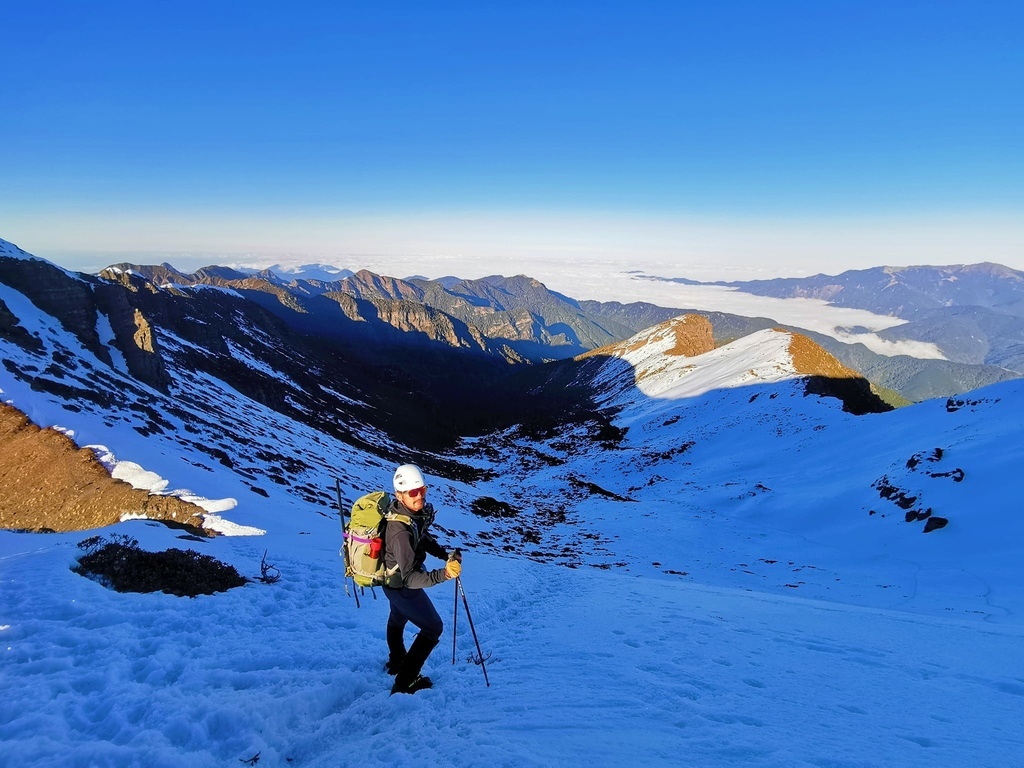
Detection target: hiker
<box><xmin>383</xmin><ymin>463</ymin><xmax>462</xmax><ymax>694</ymax></box>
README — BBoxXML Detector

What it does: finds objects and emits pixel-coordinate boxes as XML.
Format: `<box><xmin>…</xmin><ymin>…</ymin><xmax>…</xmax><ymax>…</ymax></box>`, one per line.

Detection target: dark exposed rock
<box><xmin>873</xmin><ymin>477</ymin><xmax>918</xmax><ymax>509</ymax></box>
<box><xmin>790</xmin><ymin>331</ymin><xmax>894</xmax><ymax>414</ymax></box>
<box><xmin>568</xmin><ymin>474</ymin><xmax>632</xmax><ymax>502</ymax></box>
<box><xmin>946</xmin><ymin>396</ymin><xmax>992</xmax><ymax>412</ymax></box>
<box><xmin>93</xmin><ymin>281</ymin><xmax>172</xmax><ymax>392</ymax></box>
<box><xmin>0</xmin><ymin>255</ymin><xmax>111</xmax><ymax>366</ymax></box>
<box><xmin>0</xmin><ymin>297</ymin><xmax>44</xmax><ymax>352</ymax></box>
<box><xmin>470</xmin><ymin>497</ymin><xmax>520</xmax><ymax>518</ymax></box>
<box><xmin>929</xmin><ymin>468</ymin><xmax>965</xmax><ymax>482</ymax></box>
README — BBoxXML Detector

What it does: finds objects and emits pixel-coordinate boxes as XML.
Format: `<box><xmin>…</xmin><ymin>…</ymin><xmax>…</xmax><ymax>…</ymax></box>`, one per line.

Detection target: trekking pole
<box><xmin>335</xmin><ymin>478</ymin><xmax>360</xmax><ymax>608</ymax></box>
<box><xmin>456</xmin><ymin>577</ymin><xmax>490</xmax><ymax>687</ymax></box>
<box><xmin>451</xmin><ymin>547</ymin><xmax>463</xmax><ymax>665</ymax></box>
<box><xmin>451</xmin><ymin>575</ymin><xmax>459</xmax><ymax>665</ymax></box>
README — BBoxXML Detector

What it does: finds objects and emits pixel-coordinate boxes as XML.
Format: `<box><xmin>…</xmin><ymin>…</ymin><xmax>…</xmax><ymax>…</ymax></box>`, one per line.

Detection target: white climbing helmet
<box><xmin>393</xmin><ymin>464</ymin><xmax>426</xmax><ymax>493</ymax></box>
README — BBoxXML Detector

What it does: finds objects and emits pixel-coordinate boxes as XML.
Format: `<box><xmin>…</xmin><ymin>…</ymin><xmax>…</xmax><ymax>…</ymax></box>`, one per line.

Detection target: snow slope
<box><xmin>590</xmin><ymin>321</ymin><xmax>800</xmax><ymax>404</ymax></box>
<box><xmin>3</xmin><ymin>533</ymin><xmax>1022</xmax><ymax>767</ymax></box>
<box><xmin>2</xmin><ymin>263</ymin><xmax>1024</xmax><ymax>766</ymax></box>
<box><xmin>475</xmin><ymin>322</ymin><xmax>1024</xmax><ymax>622</ymax></box>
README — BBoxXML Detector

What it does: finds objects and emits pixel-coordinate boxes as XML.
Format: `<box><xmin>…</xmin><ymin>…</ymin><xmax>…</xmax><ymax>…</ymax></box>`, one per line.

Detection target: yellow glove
<box><xmin>444</xmin><ymin>559</ymin><xmax>462</xmax><ymax>579</ymax></box>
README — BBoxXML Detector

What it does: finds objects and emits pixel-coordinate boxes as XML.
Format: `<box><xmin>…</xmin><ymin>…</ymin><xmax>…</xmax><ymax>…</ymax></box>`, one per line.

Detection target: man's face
<box><xmin>398</xmin><ymin>486</ymin><xmax>427</xmax><ymax>512</ymax></box>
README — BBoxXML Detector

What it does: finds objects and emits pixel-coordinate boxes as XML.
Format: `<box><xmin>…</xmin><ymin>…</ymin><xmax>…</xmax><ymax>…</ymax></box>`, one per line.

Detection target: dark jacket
<box><xmin>383</xmin><ymin>499</ymin><xmax>449</xmax><ymax>589</ymax></box>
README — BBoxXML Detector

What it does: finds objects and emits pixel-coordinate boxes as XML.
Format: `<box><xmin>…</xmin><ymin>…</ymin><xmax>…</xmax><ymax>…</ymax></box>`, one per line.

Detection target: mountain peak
<box><xmin>584</xmin><ymin>314</ymin><xmax>714</xmax><ymax>362</ymax></box>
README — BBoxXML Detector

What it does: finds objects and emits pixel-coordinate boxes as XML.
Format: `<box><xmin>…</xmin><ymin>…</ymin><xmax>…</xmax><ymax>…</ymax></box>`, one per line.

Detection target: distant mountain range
<box><xmin>104</xmin><ymin>261</ymin><xmax>644</xmax><ymax>363</ymax></box>
<box><xmin>726</xmin><ymin>264</ymin><xmax>1024</xmax><ymax>372</ymax></box>
<box><xmin>1</xmin><ymin>237</ymin><xmax>894</xmax><ymax>471</ymax></box>
<box><xmin>4</xmin><ymin>234</ymin><xmax>1010</xmax><ymax>600</ymax></box>
<box><xmin>718</xmin><ymin>263</ymin><xmax>1024</xmax><ymax>319</ymax></box>
<box><xmin>5</xmin><ymin>238</ymin><xmax>1024</xmax><ymax>403</ymax></box>
<box><xmin>640</xmin><ymin>264</ymin><xmax>1024</xmax><ymax>401</ymax></box>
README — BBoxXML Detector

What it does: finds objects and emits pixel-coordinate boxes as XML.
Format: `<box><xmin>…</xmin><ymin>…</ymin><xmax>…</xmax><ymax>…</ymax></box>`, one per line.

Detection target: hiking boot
<box><xmin>390</xmin><ymin>675</ymin><xmax>433</xmax><ymax>695</ymax></box>
<box><xmin>389</xmin><ymin>633</ymin><xmax>439</xmax><ymax>694</ymax></box>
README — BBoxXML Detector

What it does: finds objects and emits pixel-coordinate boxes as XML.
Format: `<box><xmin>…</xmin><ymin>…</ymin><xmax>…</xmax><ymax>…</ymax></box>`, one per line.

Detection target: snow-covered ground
<box><xmin>2</xmin><ymin>245</ymin><xmax>1024</xmax><ymax>766</ymax></box>
<box><xmin>3</xmin><ymin>527</ymin><xmax>1022</xmax><ymax>767</ymax></box>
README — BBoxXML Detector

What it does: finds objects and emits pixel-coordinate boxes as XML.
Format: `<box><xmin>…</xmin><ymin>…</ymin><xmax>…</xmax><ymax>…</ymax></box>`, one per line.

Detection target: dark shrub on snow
<box><xmin>73</xmin><ymin>534</ymin><xmax>247</xmax><ymax>597</ymax></box>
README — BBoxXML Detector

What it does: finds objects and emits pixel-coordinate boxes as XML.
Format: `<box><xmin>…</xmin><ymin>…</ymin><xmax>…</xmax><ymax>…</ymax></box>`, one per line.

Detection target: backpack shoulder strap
<box><xmin>384</xmin><ymin>512</ymin><xmax>418</xmax><ymax>550</ymax></box>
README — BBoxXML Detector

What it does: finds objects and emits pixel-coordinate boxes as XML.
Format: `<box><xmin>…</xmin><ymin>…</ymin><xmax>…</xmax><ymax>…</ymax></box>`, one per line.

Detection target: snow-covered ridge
<box><xmin>0</xmin><ymin>236</ymin><xmax>89</xmax><ymax>280</ymax></box>
<box><xmin>249</xmin><ymin>262</ymin><xmax>356</xmax><ymax>283</ymax></box>
<box><xmin>639</xmin><ymin>328</ymin><xmax>798</xmax><ymax>400</ymax></box>
<box><xmin>0</xmin><ymin>237</ymin><xmax>37</xmax><ymax>260</ymax></box>
<box><xmin>587</xmin><ymin>315</ymin><xmax>837</xmax><ymax>405</ymax></box>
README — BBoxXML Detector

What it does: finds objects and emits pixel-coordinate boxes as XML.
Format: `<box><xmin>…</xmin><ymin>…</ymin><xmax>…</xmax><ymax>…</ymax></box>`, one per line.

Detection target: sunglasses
<box><xmin>406</xmin><ymin>486</ymin><xmax>427</xmax><ymax>498</ymax></box>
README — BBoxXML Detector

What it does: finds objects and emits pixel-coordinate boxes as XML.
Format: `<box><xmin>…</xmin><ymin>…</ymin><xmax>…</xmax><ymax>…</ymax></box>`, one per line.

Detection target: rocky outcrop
<box><xmin>0</xmin><ymin>255</ymin><xmax>111</xmax><ymax>366</ymax></box>
<box><xmin>340</xmin><ymin>270</ymin><xmax>425</xmax><ymax>303</ymax></box>
<box><xmin>788</xmin><ymin>331</ymin><xmax>893</xmax><ymax>414</ymax></box>
<box><xmin>787</xmin><ymin>331</ymin><xmax>862</xmax><ymax>379</ymax></box>
<box><xmin>0</xmin><ymin>403</ymin><xmax>207</xmax><ymax>533</ymax></box>
<box><xmin>663</xmin><ymin>315</ymin><xmax>715</xmax><ymax>357</ymax></box>
<box><xmin>6</xmin><ymin>255</ymin><xmax>172</xmax><ymax>394</ymax></box>
<box><xmin>93</xmin><ymin>280</ymin><xmax>173</xmax><ymax>392</ymax></box>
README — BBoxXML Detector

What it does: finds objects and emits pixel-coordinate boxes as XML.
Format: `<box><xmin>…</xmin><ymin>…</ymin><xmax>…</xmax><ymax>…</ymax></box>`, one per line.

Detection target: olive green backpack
<box><xmin>344</xmin><ymin>491</ymin><xmax>411</xmax><ymax>588</ymax></box>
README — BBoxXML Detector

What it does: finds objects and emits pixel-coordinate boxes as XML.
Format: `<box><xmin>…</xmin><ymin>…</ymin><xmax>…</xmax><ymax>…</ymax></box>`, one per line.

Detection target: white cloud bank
<box><xmin>573</xmin><ymin>278</ymin><xmax>947</xmax><ymax>360</ymax></box>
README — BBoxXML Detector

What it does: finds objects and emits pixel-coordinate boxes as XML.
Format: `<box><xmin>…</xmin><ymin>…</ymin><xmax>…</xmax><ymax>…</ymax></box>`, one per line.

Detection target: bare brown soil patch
<box><xmin>581</xmin><ymin>314</ymin><xmax>714</xmax><ymax>360</ymax></box>
<box><xmin>663</xmin><ymin>315</ymin><xmax>715</xmax><ymax>357</ymax></box>
<box><xmin>0</xmin><ymin>402</ymin><xmax>208</xmax><ymax>533</ymax></box>
<box><xmin>786</xmin><ymin>331</ymin><xmax>860</xmax><ymax>379</ymax></box>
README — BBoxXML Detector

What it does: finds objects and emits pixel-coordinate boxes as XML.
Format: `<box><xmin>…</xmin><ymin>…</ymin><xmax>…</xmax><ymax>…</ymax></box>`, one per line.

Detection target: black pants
<box><xmin>383</xmin><ymin>586</ymin><xmax>443</xmax><ymax>647</ymax></box>
<box><xmin>383</xmin><ymin>586</ymin><xmax>442</xmax><ymax>682</ymax></box>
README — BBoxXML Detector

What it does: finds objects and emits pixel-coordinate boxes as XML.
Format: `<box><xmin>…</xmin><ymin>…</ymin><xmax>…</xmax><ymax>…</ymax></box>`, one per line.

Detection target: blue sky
<box><xmin>2</xmin><ymin>1</ymin><xmax>1022</xmax><ymax>277</ymax></box>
